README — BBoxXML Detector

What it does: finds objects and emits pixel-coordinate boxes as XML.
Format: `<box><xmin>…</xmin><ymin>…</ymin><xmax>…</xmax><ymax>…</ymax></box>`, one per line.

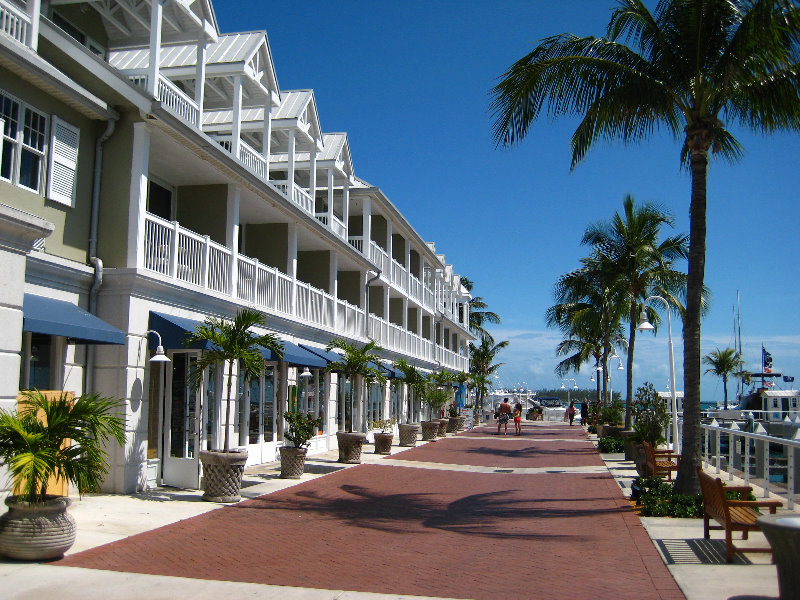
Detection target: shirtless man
<box><xmin>497</xmin><ymin>398</ymin><xmax>512</xmax><ymax>435</ymax></box>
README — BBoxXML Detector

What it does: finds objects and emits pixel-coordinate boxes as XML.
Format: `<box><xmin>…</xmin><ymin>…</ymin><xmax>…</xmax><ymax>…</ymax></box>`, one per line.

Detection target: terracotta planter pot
<box><xmin>437</xmin><ymin>418</ymin><xmax>449</xmax><ymax>437</ymax></box>
<box><xmin>199</xmin><ymin>449</ymin><xmax>248</xmax><ymax>503</ymax></box>
<box><xmin>279</xmin><ymin>446</ymin><xmax>307</xmax><ymax>479</ymax></box>
<box><xmin>446</xmin><ymin>417</ymin><xmax>459</xmax><ymax>432</ymax></box>
<box><xmin>398</xmin><ymin>423</ymin><xmax>420</xmax><ymax>446</ymax></box>
<box><xmin>337</xmin><ymin>431</ymin><xmax>366</xmax><ymax>464</ymax></box>
<box><xmin>0</xmin><ymin>495</ymin><xmax>77</xmax><ymax>560</ymax></box>
<box><xmin>456</xmin><ymin>415</ymin><xmax>466</xmax><ymax>430</ymax></box>
<box><xmin>373</xmin><ymin>432</ymin><xmax>394</xmax><ymax>454</ymax></box>
<box><xmin>421</xmin><ymin>420</ymin><xmax>439</xmax><ymax>441</ymax></box>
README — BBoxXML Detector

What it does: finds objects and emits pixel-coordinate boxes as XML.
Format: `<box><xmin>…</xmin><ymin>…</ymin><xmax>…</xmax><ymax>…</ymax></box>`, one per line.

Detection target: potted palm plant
<box><xmin>393</xmin><ymin>359</ymin><xmax>423</xmax><ymax>446</ymax></box>
<box><xmin>325</xmin><ymin>339</ymin><xmax>386</xmax><ymax>463</ymax></box>
<box><xmin>371</xmin><ymin>418</ymin><xmax>395</xmax><ymax>454</ymax></box>
<box><xmin>280</xmin><ymin>411</ymin><xmax>323</xmax><ymax>478</ymax></box>
<box><xmin>427</xmin><ymin>370</ymin><xmax>454</xmax><ymax>436</ymax></box>
<box><xmin>0</xmin><ymin>390</ymin><xmax>125</xmax><ymax>560</ymax></box>
<box><xmin>186</xmin><ymin>308</ymin><xmax>283</xmax><ymax>502</ymax></box>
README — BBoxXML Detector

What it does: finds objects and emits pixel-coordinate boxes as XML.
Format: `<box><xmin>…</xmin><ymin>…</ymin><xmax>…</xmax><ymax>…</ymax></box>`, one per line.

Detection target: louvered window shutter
<box><xmin>47</xmin><ymin>116</ymin><xmax>80</xmax><ymax>206</ymax></box>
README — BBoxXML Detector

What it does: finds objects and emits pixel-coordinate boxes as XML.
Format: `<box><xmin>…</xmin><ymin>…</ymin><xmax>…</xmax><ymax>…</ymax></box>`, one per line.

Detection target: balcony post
<box><xmin>194</xmin><ymin>37</ymin><xmax>206</xmax><ymax>128</ymax></box>
<box><xmin>147</xmin><ymin>0</ymin><xmax>163</xmax><ymax>97</ymax></box>
<box><xmin>261</xmin><ymin>103</ymin><xmax>272</xmax><ymax>167</ymax></box>
<box><xmin>287</xmin><ymin>130</ymin><xmax>296</xmax><ymax>194</ymax></box>
<box><xmin>288</xmin><ymin>223</ymin><xmax>298</xmax><ymax>317</ymax></box>
<box><xmin>404</xmin><ymin>238</ymin><xmax>410</xmax><ymax>291</ymax></box>
<box><xmin>169</xmin><ymin>221</ymin><xmax>179</xmax><ymax>278</ymax></box>
<box><xmin>232</xmin><ymin>75</ymin><xmax>242</xmax><ymax>160</ymax></box>
<box><xmin>326</xmin><ymin>167</ymin><xmax>333</xmax><ymax>225</ymax></box>
<box><xmin>362</xmin><ymin>196</ymin><xmax>372</xmax><ymax>260</ymax></box>
<box><xmin>309</xmin><ymin>149</ymin><xmax>317</xmax><ymax>205</ymax></box>
<box><xmin>342</xmin><ymin>179</ymin><xmax>350</xmax><ymax>236</ymax></box>
<box><xmin>330</xmin><ymin>253</ymin><xmax>338</xmax><ymax>331</ymax></box>
<box><xmin>226</xmin><ymin>186</ymin><xmax>240</xmax><ymax>297</ymax></box>
<box><xmin>386</xmin><ymin>220</ymin><xmax>393</xmax><ymax>277</ymax></box>
<box><xmin>26</xmin><ymin>0</ymin><xmax>41</xmax><ymax>50</ymax></box>
<box><xmin>128</xmin><ymin>123</ymin><xmax>150</xmax><ymax>269</ymax></box>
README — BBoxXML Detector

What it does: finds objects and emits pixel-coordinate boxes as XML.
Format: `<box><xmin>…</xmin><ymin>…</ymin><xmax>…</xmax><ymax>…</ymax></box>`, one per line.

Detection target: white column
<box><xmin>382</xmin><ymin>287</ymin><xmax>389</xmax><ymax>322</ymax></box>
<box><xmin>288</xmin><ymin>223</ymin><xmax>298</xmax><ymax>315</ymax></box>
<box><xmin>343</xmin><ymin>180</ymin><xmax>350</xmax><ymax>236</ymax></box>
<box><xmin>330</xmin><ymin>252</ymin><xmax>339</xmax><ymax>331</ymax></box>
<box><xmin>262</xmin><ymin>104</ymin><xmax>272</xmax><ymax>163</ymax></box>
<box><xmin>362</xmin><ymin>197</ymin><xmax>372</xmax><ymax>259</ymax></box>
<box><xmin>128</xmin><ymin>123</ymin><xmax>151</xmax><ymax>268</ymax></box>
<box><xmin>227</xmin><ymin>186</ymin><xmax>240</xmax><ymax>297</ymax></box>
<box><xmin>402</xmin><ymin>297</ymin><xmax>408</xmax><ymax>329</ymax></box>
<box><xmin>386</xmin><ymin>220</ymin><xmax>393</xmax><ymax>264</ymax></box>
<box><xmin>232</xmin><ymin>75</ymin><xmax>242</xmax><ymax>160</ymax></box>
<box><xmin>26</xmin><ymin>0</ymin><xmax>41</xmax><ymax>51</ymax></box>
<box><xmin>147</xmin><ymin>0</ymin><xmax>163</xmax><ymax>97</ymax></box>
<box><xmin>194</xmin><ymin>37</ymin><xmax>206</xmax><ymax>128</ymax></box>
<box><xmin>309</xmin><ymin>150</ymin><xmax>317</xmax><ymax>207</ymax></box>
<box><xmin>326</xmin><ymin>168</ymin><xmax>334</xmax><ymax>223</ymax></box>
<box><xmin>287</xmin><ymin>130</ymin><xmax>296</xmax><ymax>191</ymax></box>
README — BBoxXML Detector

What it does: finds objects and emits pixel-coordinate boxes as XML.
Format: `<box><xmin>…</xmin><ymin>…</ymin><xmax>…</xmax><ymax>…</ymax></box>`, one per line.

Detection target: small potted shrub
<box><xmin>446</xmin><ymin>402</ymin><xmax>460</xmax><ymax>432</ymax></box>
<box><xmin>371</xmin><ymin>418</ymin><xmax>395</xmax><ymax>454</ymax></box>
<box><xmin>628</xmin><ymin>382</ymin><xmax>669</xmax><ymax>475</ymax></box>
<box><xmin>281</xmin><ymin>411</ymin><xmax>322</xmax><ymax>479</ymax></box>
<box><xmin>0</xmin><ymin>390</ymin><xmax>125</xmax><ymax>560</ymax></box>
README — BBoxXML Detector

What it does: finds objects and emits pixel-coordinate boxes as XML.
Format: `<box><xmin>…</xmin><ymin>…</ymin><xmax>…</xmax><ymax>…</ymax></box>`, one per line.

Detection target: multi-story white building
<box><xmin>0</xmin><ymin>0</ymin><xmax>472</xmax><ymax>494</ymax></box>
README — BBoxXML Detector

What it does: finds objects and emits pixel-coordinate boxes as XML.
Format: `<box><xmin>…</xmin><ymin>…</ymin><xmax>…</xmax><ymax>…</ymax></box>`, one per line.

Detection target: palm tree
<box><xmin>583</xmin><ymin>195</ymin><xmax>689</xmax><ymax>428</ymax></box>
<box><xmin>461</xmin><ymin>276</ymin><xmax>501</xmax><ymax>342</ymax></box>
<box><xmin>325</xmin><ymin>339</ymin><xmax>386</xmax><ymax>433</ymax></box>
<box><xmin>491</xmin><ymin>0</ymin><xmax>800</xmax><ymax>494</ymax></box>
<box><xmin>394</xmin><ymin>358</ymin><xmax>426</xmax><ymax>422</ymax></box>
<box><xmin>703</xmin><ymin>347</ymin><xmax>744</xmax><ymax>410</ymax></box>
<box><xmin>469</xmin><ymin>336</ymin><xmax>509</xmax><ymax>413</ymax></box>
<box><xmin>547</xmin><ymin>255</ymin><xmax>627</xmax><ymax>406</ymax></box>
<box><xmin>186</xmin><ymin>308</ymin><xmax>283</xmax><ymax>452</ymax></box>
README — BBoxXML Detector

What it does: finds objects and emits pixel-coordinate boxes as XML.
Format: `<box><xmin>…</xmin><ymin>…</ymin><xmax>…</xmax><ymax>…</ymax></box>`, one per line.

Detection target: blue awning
<box><xmin>22</xmin><ymin>293</ymin><xmax>125</xmax><ymax>345</ymax></box>
<box><xmin>259</xmin><ymin>340</ymin><xmax>327</xmax><ymax>368</ymax></box>
<box><xmin>298</xmin><ymin>344</ymin><xmax>343</xmax><ymax>364</ymax></box>
<box><xmin>148</xmin><ymin>312</ymin><xmax>215</xmax><ymax>350</ymax></box>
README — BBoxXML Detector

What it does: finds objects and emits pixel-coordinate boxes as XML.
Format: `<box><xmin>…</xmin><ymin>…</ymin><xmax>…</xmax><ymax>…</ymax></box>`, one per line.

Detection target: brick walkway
<box><xmin>54</xmin><ymin>422</ymin><xmax>685</xmax><ymax>599</ymax></box>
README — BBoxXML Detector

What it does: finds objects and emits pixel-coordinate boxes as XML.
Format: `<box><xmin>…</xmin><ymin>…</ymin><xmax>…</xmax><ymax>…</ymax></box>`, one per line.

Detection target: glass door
<box><xmin>245</xmin><ymin>366</ymin><xmax>276</xmax><ymax>463</ymax></box>
<box><xmin>162</xmin><ymin>353</ymin><xmax>202</xmax><ymax>489</ymax></box>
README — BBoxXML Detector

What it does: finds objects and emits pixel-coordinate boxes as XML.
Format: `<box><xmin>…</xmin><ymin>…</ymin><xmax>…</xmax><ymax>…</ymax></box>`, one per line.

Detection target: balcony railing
<box><xmin>128</xmin><ymin>74</ymin><xmax>199</xmax><ymax>127</ymax></box>
<box><xmin>370</xmin><ymin>241</ymin><xmax>391</xmax><ymax>275</ymax></box>
<box><xmin>390</xmin><ymin>257</ymin><xmax>407</xmax><ymax>292</ymax></box>
<box><xmin>143</xmin><ymin>212</ymin><xmax>367</xmax><ymax>335</ymax></box>
<box><xmin>367</xmin><ymin>315</ymin><xmax>437</xmax><ymax>366</ymax></box>
<box><xmin>271</xmin><ymin>180</ymin><xmax>314</xmax><ymax>216</ymax></box>
<box><xmin>348</xmin><ymin>236</ymin><xmax>364</xmax><ymax>253</ymax></box>
<box><xmin>0</xmin><ymin>0</ymin><xmax>30</xmax><ymax>46</ymax></box>
<box><xmin>315</xmin><ymin>213</ymin><xmax>347</xmax><ymax>241</ymax></box>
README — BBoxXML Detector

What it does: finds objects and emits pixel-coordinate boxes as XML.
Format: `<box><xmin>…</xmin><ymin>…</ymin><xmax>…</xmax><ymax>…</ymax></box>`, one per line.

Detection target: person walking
<box><xmin>497</xmin><ymin>398</ymin><xmax>512</xmax><ymax>435</ymax></box>
<box><xmin>513</xmin><ymin>402</ymin><xmax>523</xmax><ymax>435</ymax></box>
<box><xmin>580</xmin><ymin>400</ymin><xmax>588</xmax><ymax>427</ymax></box>
<box><xmin>565</xmin><ymin>400</ymin><xmax>576</xmax><ymax>426</ymax></box>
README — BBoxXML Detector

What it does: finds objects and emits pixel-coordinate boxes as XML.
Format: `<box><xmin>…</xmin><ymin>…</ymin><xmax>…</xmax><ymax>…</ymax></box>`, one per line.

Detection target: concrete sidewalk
<box><xmin>0</xmin><ymin>422</ymin><xmax>789</xmax><ymax>599</ymax></box>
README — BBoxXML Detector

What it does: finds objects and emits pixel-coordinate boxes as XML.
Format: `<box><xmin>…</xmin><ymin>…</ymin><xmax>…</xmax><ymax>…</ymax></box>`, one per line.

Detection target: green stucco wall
<box><xmin>297</xmin><ymin>250</ymin><xmax>330</xmax><ymax>292</ymax></box>
<box><xmin>389</xmin><ymin>298</ymin><xmax>403</xmax><ymax>326</ymax></box>
<box><xmin>338</xmin><ymin>271</ymin><xmax>360</xmax><ymax>307</ymax></box>
<box><xmin>175</xmin><ymin>185</ymin><xmax>227</xmax><ymax>246</ymax></box>
<box><xmin>372</xmin><ymin>215</ymin><xmax>387</xmax><ymax>248</ymax></box>
<box><xmin>244</xmin><ymin>223</ymin><xmax>287</xmax><ymax>273</ymax></box>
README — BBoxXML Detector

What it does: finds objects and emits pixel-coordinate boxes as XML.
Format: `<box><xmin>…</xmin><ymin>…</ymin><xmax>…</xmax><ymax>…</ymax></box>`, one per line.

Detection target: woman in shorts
<box><xmin>513</xmin><ymin>402</ymin><xmax>523</xmax><ymax>435</ymax></box>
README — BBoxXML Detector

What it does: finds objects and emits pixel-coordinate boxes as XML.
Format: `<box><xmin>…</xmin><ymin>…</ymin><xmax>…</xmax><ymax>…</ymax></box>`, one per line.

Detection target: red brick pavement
<box><xmin>55</xmin><ymin>424</ymin><xmax>684</xmax><ymax>600</ymax></box>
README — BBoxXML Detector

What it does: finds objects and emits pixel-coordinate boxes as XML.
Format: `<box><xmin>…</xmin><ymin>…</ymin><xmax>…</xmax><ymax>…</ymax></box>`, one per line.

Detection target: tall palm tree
<box><xmin>469</xmin><ymin>336</ymin><xmax>509</xmax><ymax>413</ymax></box>
<box><xmin>325</xmin><ymin>339</ymin><xmax>386</xmax><ymax>433</ymax></box>
<box><xmin>547</xmin><ymin>255</ymin><xmax>628</xmax><ymax>405</ymax></box>
<box><xmin>491</xmin><ymin>0</ymin><xmax>800</xmax><ymax>494</ymax></box>
<box><xmin>583</xmin><ymin>195</ymin><xmax>689</xmax><ymax>428</ymax></box>
<box><xmin>703</xmin><ymin>347</ymin><xmax>744</xmax><ymax>410</ymax></box>
<box><xmin>186</xmin><ymin>308</ymin><xmax>284</xmax><ymax>452</ymax></box>
<box><xmin>461</xmin><ymin>276</ymin><xmax>501</xmax><ymax>342</ymax></box>
<box><xmin>394</xmin><ymin>358</ymin><xmax>426</xmax><ymax>423</ymax></box>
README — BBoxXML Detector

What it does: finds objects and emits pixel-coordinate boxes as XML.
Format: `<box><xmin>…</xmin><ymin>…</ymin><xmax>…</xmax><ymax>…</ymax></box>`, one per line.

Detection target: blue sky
<box><xmin>215</xmin><ymin>0</ymin><xmax>800</xmax><ymax>403</ymax></box>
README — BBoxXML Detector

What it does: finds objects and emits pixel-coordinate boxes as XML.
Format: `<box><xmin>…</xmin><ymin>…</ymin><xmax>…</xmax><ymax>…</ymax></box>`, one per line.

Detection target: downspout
<box><xmin>85</xmin><ymin>118</ymin><xmax>118</xmax><ymax>394</ymax></box>
<box><xmin>360</xmin><ymin>269</ymin><xmax>381</xmax><ymax>431</ymax></box>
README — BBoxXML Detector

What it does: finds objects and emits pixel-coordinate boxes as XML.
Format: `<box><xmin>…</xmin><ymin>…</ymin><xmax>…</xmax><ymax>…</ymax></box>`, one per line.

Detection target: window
<box><xmin>147</xmin><ymin>179</ymin><xmax>173</xmax><ymax>221</ymax></box>
<box><xmin>51</xmin><ymin>11</ymin><xmax>107</xmax><ymax>59</ymax></box>
<box><xmin>19</xmin><ymin>333</ymin><xmax>64</xmax><ymax>391</ymax></box>
<box><xmin>0</xmin><ymin>89</ymin><xmax>80</xmax><ymax>205</ymax></box>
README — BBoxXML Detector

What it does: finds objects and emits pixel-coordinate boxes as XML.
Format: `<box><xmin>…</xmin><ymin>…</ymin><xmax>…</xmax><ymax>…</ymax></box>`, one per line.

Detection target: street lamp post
<box><xmin>637</xmin><ymin>295</ymin><xmax>679</xmax><ymax>453</ymax></box>
<box><xmin>560</xmin><ymin>378</ymin><xmax>578</xmax><ymax>407</ymax></box>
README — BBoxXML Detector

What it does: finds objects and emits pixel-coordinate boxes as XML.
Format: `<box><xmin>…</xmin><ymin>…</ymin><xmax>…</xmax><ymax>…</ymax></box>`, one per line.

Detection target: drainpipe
<box><xmin>86</xmin><ymin>118</ymin><xmax>118</xmax><ymax>394</ymax></box>
<box><xmin>364</xmin><ymin>269</ymin><xmax>381</xmax><ymax>338</ymax></box>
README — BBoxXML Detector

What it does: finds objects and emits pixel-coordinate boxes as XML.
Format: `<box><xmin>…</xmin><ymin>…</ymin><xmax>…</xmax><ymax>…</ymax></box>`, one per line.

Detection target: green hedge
<box><xmin>597</xmin><ymin>436</ymin><xmax>625</xmax><ymax>453</ymax></box>
<box><xmin>632</xmin><ymin>476</ymin><xmax>703</xmax><ymax>518</ymax></box>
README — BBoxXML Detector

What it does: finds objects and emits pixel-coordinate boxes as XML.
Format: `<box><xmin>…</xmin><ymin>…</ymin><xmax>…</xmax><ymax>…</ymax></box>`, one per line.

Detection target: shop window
<box><xmin>19</xmin><ymin>333</ymin><xmax>63</xmax><ymax>391</ymax></box>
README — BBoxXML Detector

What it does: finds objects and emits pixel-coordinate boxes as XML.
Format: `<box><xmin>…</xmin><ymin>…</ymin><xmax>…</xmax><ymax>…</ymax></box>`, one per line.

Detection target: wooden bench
<box><xmin>642</xmin><ymin>441</ymin><xmax>680</xmax><ymax>480</ymax></box>
<box><xmin>696</xmin><ymin>467</ymin><xmax>782</xmax><ymax>563</ymax></box>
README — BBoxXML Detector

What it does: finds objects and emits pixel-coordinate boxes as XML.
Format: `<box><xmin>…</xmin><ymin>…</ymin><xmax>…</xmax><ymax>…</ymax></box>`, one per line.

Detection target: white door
<box><xmin>245</xmin><ymin>366</ymin><xmax>277</xmax><ymax>464</ymax></box>
<box><xmin>162</xmin><ymin>353</ymin><xmax>202</xmax><ymax>489</ymax></box>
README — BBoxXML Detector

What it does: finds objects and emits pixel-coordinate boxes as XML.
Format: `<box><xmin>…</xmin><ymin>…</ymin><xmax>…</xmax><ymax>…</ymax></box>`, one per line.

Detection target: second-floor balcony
<box><xmin>0</xmin><ymin>0</ymin><xmax>31</xmax><ymax>47</ymax></box>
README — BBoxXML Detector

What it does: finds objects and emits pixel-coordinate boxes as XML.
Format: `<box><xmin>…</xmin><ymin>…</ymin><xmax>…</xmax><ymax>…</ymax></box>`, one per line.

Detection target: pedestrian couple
<box><xmin>496</xmin><ymin>398</ymin><xmax>523</xmax><ymax>435</ymax></box>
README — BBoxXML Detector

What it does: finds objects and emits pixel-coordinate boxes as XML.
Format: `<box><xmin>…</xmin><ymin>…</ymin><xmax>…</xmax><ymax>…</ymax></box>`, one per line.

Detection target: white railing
<box><xmin>337</xmin><ymin>299</ymin><xmax>364</xmax><ymax>338</ymax></box>
<box><xmin>330</xmin><ymin>214</ymin><xmax>347</xmax><ymax>240</ymax></box>
<box><xmin>238</xmin><ymin>139</ymin><xmax>267</xmax><ymax>179</ymax></box>
<box><xmin>0</xmin><ymin>0</ymin><xmax>30</xmax><ymax>46</ymax></box>
<box><xmin>296</xmin><ymin>280</ymin><xmax>335</xmax><ymax>329</ymax></box>
<box><xmin>348</xmin><ymin>236</ymin><xmax>364</xmax><ymax>253</ymax></box>
<box><xmin>437</xmin><ymin>346</ymin><xmax>469</xmax><ymax>372</ymax></box>
<box><xmin>390</xmin><ymin>258</ymin><xmax>407</xmax><ymax>292</ymax></box>
<box><xmin>157</xmin><ymin>75</ymin><xmax>199</xmax><ymax>126</ymax></box>
<box><xmin>370</xmin><ymin>241</ymin><xmax>390</xmax><ymax>275</ymax></box>
<box><xmin>272</xmin><ymin>180</ymin><xmax>314</xmax><ymax>216</ymax></box>
<box><xmin>702</xmin><ymin>421</ymin><xmax>800</xmax><ymax>509</ymax></box>
<box><xmin>408</xmin><ymin>273</ymin><xmax>422</xmax><ymax>303</ymax></box>
<box><xmin>423</xmin><ymin>285</ymin><xmax>434</xmax><ymax>310</ymax></box>
<box><xmin>367</xmin><ymin>315</ymin><xmax>437</xmax><ymax>365</ymax></box>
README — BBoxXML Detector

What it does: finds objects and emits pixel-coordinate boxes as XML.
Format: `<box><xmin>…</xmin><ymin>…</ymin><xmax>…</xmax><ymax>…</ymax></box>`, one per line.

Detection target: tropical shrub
<box><xmin>0</xmin><ymin>390</ymin><xmax>126</xmax><ymax>503</ymax></box>
<box><xmin>599</xmin><ymin>401</ymin><xmax>624</xmax><ymax>426</ymax></box>
<box><xmin>632</xmin><ymin>476</ymin><xmax>703</xmax><ymax>518</ymax></box>
<box><xmin>598</xmin><ymin>436</ymin><xmax>625</xmax><ymax>453</ymax></box>
<box><xmin>632</xmin><ymin>382</ymin><xmax>669</xmax><ymax>446</ymax></box>
<box><xmin>284</xmin><ymin>411</ymin><xmax>322</xmax><ymax>448</ymax></box>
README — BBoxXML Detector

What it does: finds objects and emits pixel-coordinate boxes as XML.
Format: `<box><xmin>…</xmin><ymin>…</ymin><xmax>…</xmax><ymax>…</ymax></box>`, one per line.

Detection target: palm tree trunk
<box><xmin>674</xmin><ymin>148</ymin><xmax>708</xmax><ymax>495</ymax></box>
<box><xmin>223</xmin><ymin>358</ymin><xmax>233</xmax><ymax>451</ymax></box>
<box><xmin>723</xmin><ymin>376</ymin><xmax>728</xmax><ymax>411</ymax></box>
<box><xmin>625</xmin><ymin>300</ymin><xmax>637</xmax><ymax>430</ymax></box>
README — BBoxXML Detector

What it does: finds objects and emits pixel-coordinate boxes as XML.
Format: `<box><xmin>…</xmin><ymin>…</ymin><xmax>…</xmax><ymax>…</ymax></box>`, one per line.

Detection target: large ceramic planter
<box><xmin>199</xmin><ymin>449</ymin><xmax>248</xmax><ymax>503</ymax></box>
<box><xmin>437</xmin><ymin>418</ymin><xmax>449</xmax><ymax>437</ymax></box>
<box><xmin>0</xmin><ymin>496</ymin><xmax>77</xmax><ymax>560</ymax></box>
<box><xmin>421</xmin><ymin>420</ymin><xmax>439</xmax><ymax>441</ymax></box>
<box><xmin>399</xmin><ymin>423</ymin><xmax>420</xmax><ymax>446</ymax></box>
<box><xmin>279</xmin><ymin>446</ymin><xmax>307</xmax><ymax>479</ymax></box>
<box><xmin>446</xmin><ymin>416</ymin><xmax>460</xmax><ymax>432</ymax></box>
<box><xmin>456</xmin><ymin>415</ymin><xmax>466</xmax><ymax>431</ymax></box>
<box><xmin>337</xmin><ymin>431</ymin><xmax>366</xmax><ymax>464</ymax></box>
<box><xmin>757</xmin><ymin>515</ymin><xmax>800</xmax><ymax>599</ymax></box>
<box><xmin>373</xmin><ymin>432</ymin><xmax>394</xmax><ymax>455</ymax></box>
